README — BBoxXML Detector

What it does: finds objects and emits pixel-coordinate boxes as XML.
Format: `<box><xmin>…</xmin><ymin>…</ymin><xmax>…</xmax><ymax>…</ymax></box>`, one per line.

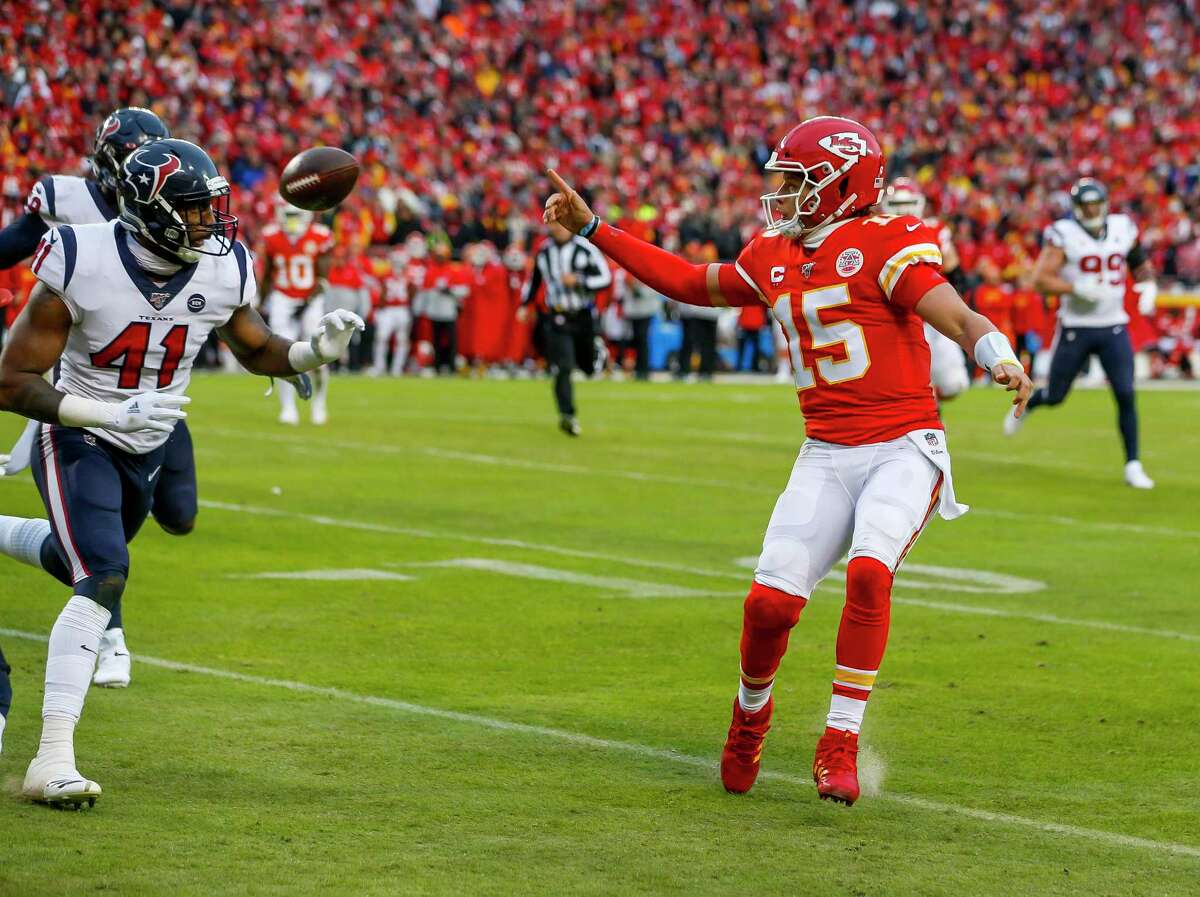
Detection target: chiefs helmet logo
<box><xmin>819</xmin><ymin>132</ymin><xmax>868</xmax><ymax>161</ymax></box>
<box><xmin>126</xmin><ymin>149</ymin><xmax>183</xmax><ymax>204</ymax></box>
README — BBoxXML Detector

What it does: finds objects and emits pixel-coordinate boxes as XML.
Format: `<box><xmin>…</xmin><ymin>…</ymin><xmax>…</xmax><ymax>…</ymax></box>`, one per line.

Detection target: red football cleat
<box><xmin>813</xmin><ymin>726</ymin><xmax>860</xmax><ymax>806</ymax></box>
<box><xmin>720</xmin><ymin>697</ymin><xmax>773</xmax><ymax>794</ymax></box>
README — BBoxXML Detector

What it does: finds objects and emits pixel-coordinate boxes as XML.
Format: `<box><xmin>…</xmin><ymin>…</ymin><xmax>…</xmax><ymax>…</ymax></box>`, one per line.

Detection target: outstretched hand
<box><xmin>992</xmin><ymin>362</ymin><xmax>1033</xmax><ymax>417</ymax></box>
<box><xmin>543</xmin><ymin>170</ymin><xmax>595</xmax><ymax>234</ymax></box>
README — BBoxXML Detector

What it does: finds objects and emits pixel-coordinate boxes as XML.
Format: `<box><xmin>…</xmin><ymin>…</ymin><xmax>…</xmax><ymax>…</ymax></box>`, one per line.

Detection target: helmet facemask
<box><xmin>122</xmin><ymin>184</ymin><xmax>237</xmax><ymax>264</ymax></box>
<box><xmin>760</xmin><ymin>158</ymin><xmax>858</xmax><ymax>238</ymax></box>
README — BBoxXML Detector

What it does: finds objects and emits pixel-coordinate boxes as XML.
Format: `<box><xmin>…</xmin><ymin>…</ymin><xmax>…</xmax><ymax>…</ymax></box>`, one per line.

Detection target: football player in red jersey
<box><xmin>544</xmin><ymin>116</ymin><xmax>1032</xmax><ymax>806</ymax></box>
<box><xmin>260</xmin><ymin>203</ymin><xmax>336</xmax><ymax>423</ymax></box>
<box><xmin>881</xmin><ymin>178</ymin><xmax>969</xmax><ymax>400</ymax></box>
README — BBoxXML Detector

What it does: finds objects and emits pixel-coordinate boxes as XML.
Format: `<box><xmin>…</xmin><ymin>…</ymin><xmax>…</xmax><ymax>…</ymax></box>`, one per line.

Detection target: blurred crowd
<box><xmin>2</xmin><ymin>0</ymin><xmax>1199</xmax><ymax>377</ymax></box>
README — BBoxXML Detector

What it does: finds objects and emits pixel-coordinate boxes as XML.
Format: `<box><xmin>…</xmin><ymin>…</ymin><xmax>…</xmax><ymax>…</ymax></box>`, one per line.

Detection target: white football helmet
<box><xmin>276</xmin><ymin>202</ymin><xmax>313</xmax><ymax>238</ymax></box>
<box><xmin>881</xmin><ymin>177</ymin><xmax>926</xmax><ymax>218</ymax></box>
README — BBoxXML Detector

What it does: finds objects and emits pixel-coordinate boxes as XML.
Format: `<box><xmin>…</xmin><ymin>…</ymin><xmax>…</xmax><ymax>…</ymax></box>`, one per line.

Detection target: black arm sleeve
<box><xmin>520</xmin><ymin>255</ymin><xmax>543</xmax><ymax>306</ymax></box>
<box><xmin>1127</xmin><ymin>242</ymin><xmax>1148</xmax><ymax>271</ymax></box>
<box><xmin>0</xmin><ymin>212</ymin><xmax>49</xmax><ymax>269</ymax></box>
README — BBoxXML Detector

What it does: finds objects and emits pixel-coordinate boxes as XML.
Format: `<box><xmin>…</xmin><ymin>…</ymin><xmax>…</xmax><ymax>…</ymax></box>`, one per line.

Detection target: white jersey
<box><xmin>26</xmin><ymin>174</ymin><xmax>118</xmax><ymax>227</ymax></box>
<box><xmin>31</xmin><ymin>221</ymin><xmax>256</xmax><ymax>454</ymax></box>
<box><xmin>1042</xmin><ymin>213</ymin><xmax>1138</xmax><ymax>328</ymax></box>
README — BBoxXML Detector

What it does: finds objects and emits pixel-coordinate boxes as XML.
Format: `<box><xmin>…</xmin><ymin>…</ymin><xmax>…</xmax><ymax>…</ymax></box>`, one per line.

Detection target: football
<box><xmin>278</xmin><ymin>146</ymin><xmax>360</xmax><ymax>211</ymax></box>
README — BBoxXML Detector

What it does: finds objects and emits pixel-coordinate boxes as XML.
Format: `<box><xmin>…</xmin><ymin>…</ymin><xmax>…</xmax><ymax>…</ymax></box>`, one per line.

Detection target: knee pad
<box><xmin>92</xmin><ymin>572</ymin><xmax>127</xmax><ymax>612</ymax></box>
<box><xmin>844</xmin><ymin>557</ymin><xmax>893</xmax><ymax>625</ymax></box>
<box><xmin>156</xmin><ymin>516</ymin><xmax>195</xmax><ymax>537</ymax></box>
<box><xmin>744</xmin><ymin>581</ymin><xmax>806</xmax><ymax>631</ymax></box>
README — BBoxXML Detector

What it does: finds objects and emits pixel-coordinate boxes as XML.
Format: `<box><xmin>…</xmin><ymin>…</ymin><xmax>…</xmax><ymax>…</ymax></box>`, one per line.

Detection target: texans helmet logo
<box><xmin>98</xmin><ymin>115</ymin><xmax>121</xmax><ymax>142</ymax></box>
<box><xmin>819</xmin><ymin>132</ymin><xmax>868</xmax><ymax>160</ymax></box>
<box><xmin>127</xmin><ymin>148</ymin><xmax>184</xmax><ymax>203</ymax></box>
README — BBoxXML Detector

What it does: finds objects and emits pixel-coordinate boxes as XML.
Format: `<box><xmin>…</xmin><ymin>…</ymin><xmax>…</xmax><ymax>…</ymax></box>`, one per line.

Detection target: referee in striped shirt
<box><xmin>518</xmin><ymin>221</ymin><xmax>612</xmax><ymax>436</ymax></box>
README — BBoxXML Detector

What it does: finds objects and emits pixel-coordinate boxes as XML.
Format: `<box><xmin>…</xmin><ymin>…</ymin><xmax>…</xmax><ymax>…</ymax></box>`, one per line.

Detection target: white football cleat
<box><xmin>93</xmin><ymin>628</ymin><xmax>131</xmax><ymax>688</ymax></box>
<box><xmin>1002</xmin><ymin>405</ymin><xmax>1026</xmax><ymax>437</ymax></box>
<box><xmin>311</xmin><ymin>401</ymin><xmax>328</xmax><ymax>426</ymax></box>
<box><xmin>1124</xmin><ymin>460</ymin><xmax>1155</xmax><ymax>490</ymax></box>
<box><xmin>23</xmin><ymin>755</ymin><xmax>101</xmax><ymax>808</ymax></box>
<box><xmin>278</xmin><ymin>406</ymin><xmax>300</xmax><ymax>426</ymax></box>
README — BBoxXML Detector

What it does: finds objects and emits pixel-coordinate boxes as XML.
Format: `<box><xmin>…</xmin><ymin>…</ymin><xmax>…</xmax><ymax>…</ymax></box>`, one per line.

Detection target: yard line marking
<box><xmin>399</xmin><ymin>558</ymin><xmax>724</xmax><ymax>598</ymax></box>
<box><xmin>230</xmin><ymin>569</ymin><xmax>415</xmax><ymax>582</ymax></box>
<box><xmin>205</xmin><ymin>427</ymin><xmax>760</xmax><ymax>493</ymax></box>
<box><xmin>198</xmin><ymin>500</ymin><xmax>1200</xmax><ymax>645</ymax></box>
<box><xmin>204</xmin><ymin>427</ymin><xmax>1200</xmax><ymax>541</ymax></box>
<box><xmin>1</xmin><ymin>626</ymin><xmax>1195</xmax><ymax>860</ymax></box>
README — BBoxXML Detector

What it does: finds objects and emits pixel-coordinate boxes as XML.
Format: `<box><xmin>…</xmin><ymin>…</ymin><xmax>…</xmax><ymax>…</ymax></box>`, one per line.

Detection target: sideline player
<box><xmin>543</xmin><ymin>116</ymin><xmax>1031</xmax><ymax>805</ymax></box>
<box><xmin>0</xmin><ymin>107</ymin><xmax>180</xmax><ymax>687</ymax></box>
<box><xmin>881</xmin><ymin>178</ymin><xmax>969</xmax><ymax>400</ymax></box>
<box><xmin>1005</xmin><ymin>178</ymin><xmax>1156</xmax><ymax>489</ymax></box>
<box><xmin>260</xmin><ymin>203</ymin><xmax>335</xmax><ymax>424</ymax></box>
<box><xmin>0</xmin><ymin>138</ymin><xmax>362</xmax><ymax>806</ymax></box>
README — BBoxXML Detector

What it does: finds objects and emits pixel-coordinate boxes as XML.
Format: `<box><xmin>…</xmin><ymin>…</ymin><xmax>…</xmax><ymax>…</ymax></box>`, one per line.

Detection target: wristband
<box><xmin>58</xmin><ymin>394</ymin><xmax>118</xmax><ymax>428</ymax></box>
<box><xmin>579</xmin><ymin>215</ymin><xmax>601</xmax><ymax>239</ymax></box>
<box><xmin>974</xmin><ymin>331</ymin><xmax>1019</xmax><ymax>372</ymax></box>
<box><xmin>287</xmin><ymin>338</ymin><xmax>323</xmax><ymax>373</ymax></box>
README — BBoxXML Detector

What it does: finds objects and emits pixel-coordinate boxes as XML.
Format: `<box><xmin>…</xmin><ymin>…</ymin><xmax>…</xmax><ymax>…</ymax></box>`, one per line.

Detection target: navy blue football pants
<box><xmin>1025</xmin><ymin>324</ymin><xmax>1139</xmax><ymax>462</ymax></box>
<box><xmin>31</xmin><ymin>422</ymin><xmax>196</xmax><ymax>628</ymax></box>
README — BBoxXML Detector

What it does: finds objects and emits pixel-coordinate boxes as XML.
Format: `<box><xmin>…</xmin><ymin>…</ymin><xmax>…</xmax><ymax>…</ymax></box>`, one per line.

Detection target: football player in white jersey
<box><xmin>881</xmin><ymin>178</ymin><xmax>970</xmax><ymax>400</ymax></box>
<box><xmin>0</xmin><ymin>108</ymin><xmax>181</xmax><ymax>688</ymax></box>
<box><xmin>1004</xmin><ymin>179</ymin><xmax>1157</xmax><ymax>489</ymax></box>
<box><xmin>0</xmin><ymin>138</ymin><xmax>363</xmax><ymax>806</ymax></box>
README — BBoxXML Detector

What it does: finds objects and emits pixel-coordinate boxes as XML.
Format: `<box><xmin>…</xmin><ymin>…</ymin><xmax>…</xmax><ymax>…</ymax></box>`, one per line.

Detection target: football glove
<box><xmin>310</xmin><ymin>310</ymin><xmax>366</xmax><ymax>364</ymax></box>
<box><xmin>112</xmin><ymin>392</ymin><xmax>190</xmax><ymax>434</ymax></box>
<box><xmin>1070</xmin><ymin>279</ymin><xmax>1108</xmax><ymax>308</ymax></box>
<box><xmin>1132</xmin><ymin>281</ymin><xmax>1158</xmax><ymax>316</ymax></box>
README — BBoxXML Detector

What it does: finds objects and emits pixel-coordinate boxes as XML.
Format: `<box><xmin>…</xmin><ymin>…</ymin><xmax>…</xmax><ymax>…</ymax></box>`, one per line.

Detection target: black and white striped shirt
<box><xmin>521</xmin><ymin>236</ymin><xmax>612</xmax><ymax>313</ymax></box>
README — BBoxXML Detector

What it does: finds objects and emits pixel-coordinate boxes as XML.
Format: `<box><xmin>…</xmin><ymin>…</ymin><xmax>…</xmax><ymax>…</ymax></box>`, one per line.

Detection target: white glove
<box><xmin>287</xmin><ymin>310</ymin><xmax>366</xmax><ymax>372</ymax></box>
<box><xmin>111</xmin><ymin>392</ymin><xmax>190</xmax><ymax>433</ymax></box>
<box><xmin>59</xmin><ymin>391</ymin><xmax>189</xmax><ymax>434</ymax></box>
<box><xmin>1132</xmin><ymin>280</ymin><xmax>1158</xmax><ymax>316</ymax></box>
<box><xmin>1070</xmin><ymin>279</ymin><xmax>1108</xmax><ymax>308</ymax></box>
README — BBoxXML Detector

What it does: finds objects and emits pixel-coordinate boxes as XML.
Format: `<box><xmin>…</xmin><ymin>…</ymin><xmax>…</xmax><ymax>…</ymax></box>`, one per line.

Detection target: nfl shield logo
<box><xmin>925</xmin><ymin>432</ymin><xmax>939</xmax><ymax>447</ymax></box>
<box><xmin>148</xmin><ymin>291</ymin><xmax>172</xmax><ymax>310</ymax></box>
<box><xmin>801</xmin><ymin>262</ymin><xmax>815</xmax><ymax>279</ymax></box>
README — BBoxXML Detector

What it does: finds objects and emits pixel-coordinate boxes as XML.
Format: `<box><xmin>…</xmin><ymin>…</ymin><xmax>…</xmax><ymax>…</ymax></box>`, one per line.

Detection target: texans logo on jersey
<box><xmin>125</xmin><ymin>148</ymin><xmax>184</xmax><ymax>204</ymax></box>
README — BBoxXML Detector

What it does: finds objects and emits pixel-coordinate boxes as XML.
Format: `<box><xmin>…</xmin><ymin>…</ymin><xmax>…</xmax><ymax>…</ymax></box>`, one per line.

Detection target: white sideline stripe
<box><xmin>0</xmin><ymin>626</ymin><xmax>1195</xmax><ymax>860</ymax></box>
<box><xmin>203</xmin><ymin>427</ymin><xmax>1200</xmax><ymax>541</ymax></box>
<box><xmin>198</xmin><ymin>500</ymin><xmax>1200</xmax><ymax>645</ymax></box>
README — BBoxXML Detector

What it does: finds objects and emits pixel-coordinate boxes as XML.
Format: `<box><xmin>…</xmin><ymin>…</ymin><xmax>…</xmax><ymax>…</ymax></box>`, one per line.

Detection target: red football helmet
<box><xmin>760</xmin><ymin>116</ymin><xmax>885</xmax><ymax>238</ymax></box>
<box><xmin>881</xmin><ymin>177</ymin><xmax>926</xmax><ymax>218</ymax></box>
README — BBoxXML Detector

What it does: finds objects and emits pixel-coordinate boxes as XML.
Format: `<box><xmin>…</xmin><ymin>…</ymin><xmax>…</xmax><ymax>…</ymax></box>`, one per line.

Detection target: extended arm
<box><xmin>916</xmin><ymin>282</ymin><xmax>1033</xmax><ymax>414</ymax></box>
<box><xmin>0</xmin><ymin>212</ymin><xmax>50</xmax><ymax>269</ymax></box>
<box><xmin>542</xmin><ymin>169</ymin><xmax>761</xmax><ymax>309</ymax></box>
<box><xmin>590</xmin><ymin>222</ymin><xmax>760</xmax><ymax>308</ymax></box>
<box><xmin>217</xmin><ymin>303</ymin><xmax>364</xmax><ymax>376</ymax></box>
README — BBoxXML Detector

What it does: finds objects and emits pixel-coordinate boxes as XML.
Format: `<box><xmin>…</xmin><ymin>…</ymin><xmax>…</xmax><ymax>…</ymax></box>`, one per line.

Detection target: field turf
<box><xmin>1</xmin><ymin>373</ymin><xmax>1197</xmax><ymax>896</ymax></box>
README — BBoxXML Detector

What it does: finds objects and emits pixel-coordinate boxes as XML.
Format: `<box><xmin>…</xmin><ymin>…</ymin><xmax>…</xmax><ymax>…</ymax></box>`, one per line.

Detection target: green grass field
<box><xmin>1</xmin><ymin>374</ymin><xmax>1198</xmax><ymax>896</ymax></box>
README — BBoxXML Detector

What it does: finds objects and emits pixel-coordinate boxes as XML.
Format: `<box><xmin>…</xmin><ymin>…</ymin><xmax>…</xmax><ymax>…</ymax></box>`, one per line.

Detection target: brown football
<box><xmin>279</xmin><ymin>146</ymin><xmax>360</xmax><ymax>211</ymax></box>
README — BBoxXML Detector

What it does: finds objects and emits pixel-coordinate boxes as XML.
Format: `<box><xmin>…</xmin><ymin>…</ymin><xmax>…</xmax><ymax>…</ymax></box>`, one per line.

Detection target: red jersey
<box><xmin>261</xmin><ymin>222</ymin><xmax>335</xmax><ymax>301</ymax></box>
<box><xmin>736</xmin><ymin>215</ymin><xmax>946</xmax><ymax>445</ymax></box>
